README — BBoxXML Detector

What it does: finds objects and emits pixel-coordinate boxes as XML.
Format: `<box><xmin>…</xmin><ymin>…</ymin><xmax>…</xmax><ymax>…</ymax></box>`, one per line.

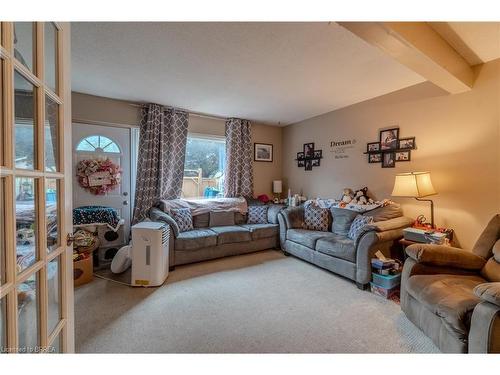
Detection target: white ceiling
<box><xmin>71</xmin><ymin>22</ymin><xmax>427</xmax><ymax>125</ymax></box>
<box><xmin>430</xmin><ymin>22</ymin><xmax>500</xmax><ymax>66</ymax></box>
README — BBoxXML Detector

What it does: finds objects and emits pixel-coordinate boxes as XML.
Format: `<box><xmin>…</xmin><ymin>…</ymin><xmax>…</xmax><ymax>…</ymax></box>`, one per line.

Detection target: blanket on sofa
<box><xmin>159</xmin><ymin>197</ymin><xmax>248</xmax><ymax>216</ymax></box>
<box><xmin>313</xmin><ymin>198</ymin><xmax>391</xmax><ymax>213</ymax></box>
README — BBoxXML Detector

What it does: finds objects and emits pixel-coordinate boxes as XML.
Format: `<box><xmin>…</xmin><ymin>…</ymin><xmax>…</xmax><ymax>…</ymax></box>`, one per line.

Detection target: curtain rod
<box><xmin>128</xmin><ymin>102</ymin><xmax>226</xmax><ymax>122</ymax></box>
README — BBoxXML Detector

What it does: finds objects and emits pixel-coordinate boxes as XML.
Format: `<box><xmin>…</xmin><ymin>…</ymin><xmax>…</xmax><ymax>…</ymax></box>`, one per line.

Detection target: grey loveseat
<box><xmin>401</xmin><ymin>214</ymin><xmax>500</xmax><ymax>353</ymax></box>
<box><xmin>278</xmin><ymin>203</ymin><xmax>413</xmax><ymax>288</ymax></box>
<box><xmin>150</xmin><ymin>204</ymin><xmax>283</xmax><ymax>269</ymax></box>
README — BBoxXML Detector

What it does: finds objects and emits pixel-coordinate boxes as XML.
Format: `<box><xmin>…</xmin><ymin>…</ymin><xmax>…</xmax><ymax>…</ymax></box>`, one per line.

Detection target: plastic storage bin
<box><xmin>370</xmin><ymin>282</ymin><xmax>400</xmax><ymax>299</ymax></box>
<box><xmin>372</xmin><ymin>272</ymin><xmax>401</xmax><ymax>289</ymax></box>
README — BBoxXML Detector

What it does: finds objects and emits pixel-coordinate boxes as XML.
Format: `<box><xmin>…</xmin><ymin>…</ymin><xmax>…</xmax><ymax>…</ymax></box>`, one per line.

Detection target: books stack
<box><xmin>370</xmin><ymin>258</ymin><xmax>402</xmax><ymax>299</ymax></box>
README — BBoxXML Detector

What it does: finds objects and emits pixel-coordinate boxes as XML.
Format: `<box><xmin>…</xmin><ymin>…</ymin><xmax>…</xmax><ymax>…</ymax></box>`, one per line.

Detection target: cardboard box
<box><xmin>74</xmin><ymin>254</ymin><xmax>93</xmax><ymax>287</ymax></box>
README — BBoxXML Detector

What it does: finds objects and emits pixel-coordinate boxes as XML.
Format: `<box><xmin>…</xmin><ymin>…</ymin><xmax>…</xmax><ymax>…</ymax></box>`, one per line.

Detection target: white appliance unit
<box><xmin>131</xmin><ymin>222</ymin><xmax>170</xmax><ymax>287</ymax></box>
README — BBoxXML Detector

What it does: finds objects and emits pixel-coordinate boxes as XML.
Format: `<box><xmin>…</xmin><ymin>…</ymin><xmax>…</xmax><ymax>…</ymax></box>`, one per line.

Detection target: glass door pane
<box><xmin>0</xmin><ymin>178</ymin><xmax>5</xmax><ymax>285</ymax></box>
<box><xmin>17</xmin><ymin>272</ymin><xmax>39</xmax><ymax>353</ymax></box>
<box><xmin>13</xmin><ymin>22</ymin><xmax>35</xmax><ymax>73</ymax></box>
<box><xmin>0</xmin><ymin>58</ymin><xmax>3</xmax><ymax>166</ymax></box>
<box><xmin>15</xmin><ymin>177</ymin><xmax>37</xmax><ymax>272</ymax></box>
<box><xmin>45</xmin><ymin>96</ymin><xmax>59</xmax><ymax>172</ymax></box>
<box><xmin>46</xmin><ymin>179</ymin><xmax>59</xmax><ymax>251</ymax></box>
<box><xmin>0</xmin><ymin>297</ymin><xmax>6</xmax><ymax>352</ymax></box>
<box><xmin>44</xmin><ymin>23</ymin><xmax>57</xmax><ymax>94</ymax></box>
<box><xmin>47</xmin><ymin>256</ymin><xmax>60</xmax><ymax>334</ymax></box>
<box><xmin>14</xmin><ymin>71</ymin><xmax>36</xmax><ymax>170</ymax></box>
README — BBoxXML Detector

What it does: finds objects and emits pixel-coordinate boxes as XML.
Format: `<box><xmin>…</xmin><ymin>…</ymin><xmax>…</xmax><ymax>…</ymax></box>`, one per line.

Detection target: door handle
<box><xmin>123</xmin><ymin>192</ymin><xmax>128</xmax><ymax>196</ymax></box>
<box><xmin>123</xmin><ymin>200</ymin><xmax>129</xmax><ymax>206</ymax></box>
<box><xmin>67</xmin><ymin>233</ymin><xmax>75</xmax><ymax>246</ymax></box>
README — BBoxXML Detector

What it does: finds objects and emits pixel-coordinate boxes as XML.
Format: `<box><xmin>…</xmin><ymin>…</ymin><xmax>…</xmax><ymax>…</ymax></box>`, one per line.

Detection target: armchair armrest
<box><xmin>149</xmin><ymin>207</ymin><xmax>180</xmax><ymax>237</ymax></box>
<box><xmin>406</xmin><ymin>243</ymin><xmax>486</xmax><ymax>270</ymax></box>
<box><xmin>474</xmin><ymin>283</ymin><xmax>500</xmax><ymax>307</ymax></box>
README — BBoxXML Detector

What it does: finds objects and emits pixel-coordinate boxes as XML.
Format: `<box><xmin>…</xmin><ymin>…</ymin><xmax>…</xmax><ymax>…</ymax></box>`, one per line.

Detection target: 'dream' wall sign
<box><xmin>330</xmin><ymin>139</ymin><xmax>357</xmax><ymax>160</ymax></box>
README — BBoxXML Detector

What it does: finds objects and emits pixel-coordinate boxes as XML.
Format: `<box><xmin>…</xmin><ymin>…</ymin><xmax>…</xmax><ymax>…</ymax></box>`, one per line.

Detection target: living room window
<box><xmin>182</xmin><ymin>134</ymin><xmax>225</xmax><ymax>199</ymax></box>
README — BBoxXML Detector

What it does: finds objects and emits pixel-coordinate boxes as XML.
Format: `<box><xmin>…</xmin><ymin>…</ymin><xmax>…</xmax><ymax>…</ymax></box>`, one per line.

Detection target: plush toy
<box><xmin>340</xmin><ymin>188</ymin><xmax>354</xmax><ymax>204</ymax></box>
<box><xmin>351</xmin><ymin>187</ymin><xmax>374</xmax><ymax>205</ymax></box>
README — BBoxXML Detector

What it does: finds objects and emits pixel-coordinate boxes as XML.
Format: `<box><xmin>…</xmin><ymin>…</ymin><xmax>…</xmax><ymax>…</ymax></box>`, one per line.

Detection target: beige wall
<box><xmin>72</xmin><ymin>92</ymin><xmax>282</xmax><ymax>198</ymax></box>
<box><xmin>283</xmin><ymin>59</ymin><xmax>500</xmax><ymax>249</ymax></box>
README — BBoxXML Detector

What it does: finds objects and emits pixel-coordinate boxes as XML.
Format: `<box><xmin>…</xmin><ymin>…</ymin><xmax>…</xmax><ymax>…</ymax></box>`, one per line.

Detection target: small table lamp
<box><xmin>273</xmin><ymin>180</ymin><xmax>283</xmax><ymax>200</ymax></box>
<box><xmin>391</xmin><ymin>171</ymin><xmax>437</xmax><ymax>228</ymax></box>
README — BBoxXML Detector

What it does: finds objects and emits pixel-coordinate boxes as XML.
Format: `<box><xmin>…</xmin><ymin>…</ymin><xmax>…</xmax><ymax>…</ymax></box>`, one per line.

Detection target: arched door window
<box><xmin>76</xmin><ymin>135</ymin><xmax>120</xmax><ymax>153</ymax></box>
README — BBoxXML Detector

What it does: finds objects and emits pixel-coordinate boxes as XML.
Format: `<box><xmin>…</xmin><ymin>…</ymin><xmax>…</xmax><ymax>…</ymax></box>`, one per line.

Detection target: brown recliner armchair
<box><xmin>401</xmin><ymin>214</ymin><xmax>500</xmax><ymax>353</ymax></box>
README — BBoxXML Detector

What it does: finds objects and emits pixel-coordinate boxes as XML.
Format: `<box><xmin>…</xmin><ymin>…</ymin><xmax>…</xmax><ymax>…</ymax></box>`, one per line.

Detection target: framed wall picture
<box><xmin>298</xmin><ymin>160</ymin><xmax>305</xmax><ymax>167</ymax></box>
<box><xmin>313</xmin><ymin>150</ymin><xmax>322</xmax><ymax>158</ymax></box>
<box><xmin>368</xmin><ymin>153</ymin><xmax>382</xmax><ymax>163</ymax></box>
<box><xmin>382</xmin><ymin>152</ymin><xmax>396</xmax><ymax>168</ymax></box>
<box><xmin>311</xmin><ymin>159</ymin><xmax>320</xmax><ymax>167</ymax></box>
<box><xmin>305</xmin><ymin>159</ymin><xmax>313</xmax><ymax>171</ymax></box>
<box><xmin>297</xmin><ymin>152</ymin><xmax>305</xmax><ymax>160</ymax></box>
<box><xmin>367</xmin><ymin>142</ymin><xmax>380</xmax><ymax>152</ymax></box>
<box><xmin>380</xmin><ymin>128</ymin><xmax>399</xmax><ymax>150</ymax></box>
<box><xmin>399</xmin><ymin>137</ymin><xmax>416</xmax><ymax>150</ymax></box>
<box><xmin>254</xmin><ymin>143</ymin><xmax>273</xmax><ymax>162</ymax></box>
<box><xmin>304</xmin><ymin>142</ymin><xmax>315</xmax><ymax>158</ymax></box>
<box><xmin>395</xmin><ymin>150</ymin><xmax>411</xmax><ymax>161</ymax></box>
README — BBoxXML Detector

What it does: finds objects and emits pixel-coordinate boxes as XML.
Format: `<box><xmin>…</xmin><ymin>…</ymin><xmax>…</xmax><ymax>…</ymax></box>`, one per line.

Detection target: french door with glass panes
<box><xmin>0</xmin><ymin>22</ymin><xmax>73</xmax><ymax>353</ymax></box>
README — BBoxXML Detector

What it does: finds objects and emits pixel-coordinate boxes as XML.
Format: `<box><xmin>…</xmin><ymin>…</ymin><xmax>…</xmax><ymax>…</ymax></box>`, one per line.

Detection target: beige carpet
<box><xmin>75</xmin><ymin>250</ymin><xmax>439</xmax><ymax>353</ymax></box>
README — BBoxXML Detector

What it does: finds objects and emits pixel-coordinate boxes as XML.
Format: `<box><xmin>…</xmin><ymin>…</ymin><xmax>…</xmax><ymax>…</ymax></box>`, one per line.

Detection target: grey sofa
<box><xmin>401</xmin><ymin>214</ymin><xmax>500</xmax><ymax>353</ymax></box>
<box><xmin>150</xmin><ymin>205</ymin><xmax>283</xmax><ymax>268</ymax></box>
<box><xmin>278</xmin><ymin>203</ymin><xmax>413</xmax><ymax>288</ymax></box>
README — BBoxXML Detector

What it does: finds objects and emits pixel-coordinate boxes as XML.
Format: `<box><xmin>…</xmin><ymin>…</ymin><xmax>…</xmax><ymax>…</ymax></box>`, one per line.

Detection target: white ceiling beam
<box><xmin>339</xmin><ymin>22</ymin><xmax>476</xmax><ymax>94</ymax></box>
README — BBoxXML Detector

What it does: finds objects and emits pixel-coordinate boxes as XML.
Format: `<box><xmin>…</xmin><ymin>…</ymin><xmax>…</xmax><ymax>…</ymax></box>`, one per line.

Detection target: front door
<box><xmin>0</xmin><ymin>22</ymin><xmax>74</xmax><ymax>353</ymax></box>
<box><xmin>72</xmin><ymin>123</ymin><xmax>132</xmax><ymax>240</ymax></box>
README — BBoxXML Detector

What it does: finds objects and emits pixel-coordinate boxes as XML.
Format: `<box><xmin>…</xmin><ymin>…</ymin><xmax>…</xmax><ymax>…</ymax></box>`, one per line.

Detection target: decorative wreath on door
<box><xmin>76</xmin><ymin>158</ymin><xmax>122</xmax><ymax>195</ymax></box>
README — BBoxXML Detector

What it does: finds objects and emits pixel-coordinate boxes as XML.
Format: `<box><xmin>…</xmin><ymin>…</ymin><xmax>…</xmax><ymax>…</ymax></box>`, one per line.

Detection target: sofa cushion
<box><xmin>304</xmin><ymin>203</ymin><xmax>330</xmax><ymax>232</ymax></box>
<box><xmin>193</xmin><ymin>212</ymin><xmax>210</xmax><ymax>228</ymax></box>
<box><xmin>287</xmin><ymin>229</ymin><xmax>330</xmax><ymax>249</ymax></box>
<box><xmin>363</xmin><ymin>203</ymin><xmax>402</xmax><ymax>222</ymax></box>
<box><xmin>211</xmin><ymin>226</ymin><xmax>251</xmax><ymax>245</ymax></box>
<box><xmin>481</xmin><ymin>257</ymin><xmax>500</xmax><ymax>282</ymax></box>
<box><xmin>170</xmin><ymin>208</ymin><xmax>194</xmax><ymax>232</ymax></box>
<box><xmin>472</xmin><ymin>214</ymin><xmax>500</xmax><ymax>259</ymax></box>
<box><xmin>315</xmin><ymin>235</ymin><xmax>356</xmax><ymax>262</ymax></box>
<box><xmin>247</xmin><ymin>206</ymin><xmax>269</xmax><ymax>224</ymax></box>
<box><xmin>240</xmin><ymin>223</ymin><xmax>278</xmax><ymax>240</ymax></box>
<box><xmin>235</xmin><ymin>212</ymin><xmax>247</xmax><ymax>225</ymax></box>
<box><xmin>493</xmin><ymin>239</ymin><xmax>500</xmax><ymax>262</ymax></box>
<box><xmin>330</xmin><ymin>208</ymin><xmax>359</xmax><ymax>236</ymax></box>
<box><xmin>175</xmin><ymin>229</ymin><xmax>218</xmax><ymax>251</ymax></box>
<box><xmin>406</xmin><ymin>274</ymin><xmax>486</xmax><ymax>339</ymax></box>
<box><xmin>209</xmin><ymin>211</ymin><xmax>235</xmax><ymax>227</ymax></box>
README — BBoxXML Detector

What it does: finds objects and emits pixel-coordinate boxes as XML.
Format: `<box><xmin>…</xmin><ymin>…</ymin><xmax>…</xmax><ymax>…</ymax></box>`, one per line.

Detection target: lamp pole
<box><xmin>415</xmin><ymin>197</ymin><xmax>434</xmax><ymax>228</ymax></box>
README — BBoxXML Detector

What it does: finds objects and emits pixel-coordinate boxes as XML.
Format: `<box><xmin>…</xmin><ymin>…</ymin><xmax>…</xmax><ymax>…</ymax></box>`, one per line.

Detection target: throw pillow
<box><xmin>209</xmin><ymin>211</ymin><xmax>235</xmax><ymax>227</ymax></box>
<box><xmin>170</xmin><ymin>208</ymin><xmax>194</xmax><ymax>232</ymax></box>
<box><xmin>247</xmin><ymin>206</ymin><xmax>269</xmax><ymax>224</ymax></box>
<box><xmin>330</xmin><ymin>207</ymin><xmax>358</xmax><ymax>235</ymax></box>
<box><xmin>304</xmin><ymin>202</ymin><xmax>330</xmax><ymax>232</ymax></box>
<box><xmin>348</xmin><ymin>215</ymin><xmax>374</xmax><ymax>241</ymax></box>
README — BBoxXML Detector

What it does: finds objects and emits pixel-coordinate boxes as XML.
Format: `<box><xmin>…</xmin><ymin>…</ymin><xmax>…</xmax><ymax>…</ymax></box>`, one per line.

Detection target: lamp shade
<box><xmin>391</xmin><ymin>172</ymin><xmax>437</xmax><ymax>198</ymax></box>
<box><xmin>273</xmin><ymin>180</ymin><xmax>283</xmax><ymax>194</ymax></box>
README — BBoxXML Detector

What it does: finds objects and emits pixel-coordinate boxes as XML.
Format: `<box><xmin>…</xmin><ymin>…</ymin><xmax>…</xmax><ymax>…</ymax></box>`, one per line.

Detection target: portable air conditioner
<box><xmin>131</xmin><ymin>222</ymin><xmax>170</xmax><ymax>287</ymax></box>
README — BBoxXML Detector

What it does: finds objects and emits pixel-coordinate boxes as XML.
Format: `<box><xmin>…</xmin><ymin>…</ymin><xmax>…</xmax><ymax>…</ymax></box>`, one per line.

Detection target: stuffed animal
<box><xmin>340</xmin><ymin>188</ymin><xmax>354</xmax><ymax>204</ymax></box>
<box><xmin>351</xmin><ymin>187</ymin><xmax>374</xmax><ymax>205</ymax></box>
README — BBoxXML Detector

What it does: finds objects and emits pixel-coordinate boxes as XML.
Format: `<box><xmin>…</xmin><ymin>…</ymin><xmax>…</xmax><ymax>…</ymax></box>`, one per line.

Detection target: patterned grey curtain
<box><xmin>132</xmin><ymin>103</ymin><xmax>189</xmax><ymax>224</ymax></box>
<box><xmin>224</xmin><ymin>118</ymin><xmax>253</xmax><ymax>198</ymax></box>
